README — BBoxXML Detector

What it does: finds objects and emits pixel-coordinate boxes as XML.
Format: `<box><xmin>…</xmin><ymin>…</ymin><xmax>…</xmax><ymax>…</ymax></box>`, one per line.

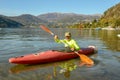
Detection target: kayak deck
<box><xmin>9</xmin><ymin>47</ymin><xmax>95</xmax><ymax>64</ymax></box>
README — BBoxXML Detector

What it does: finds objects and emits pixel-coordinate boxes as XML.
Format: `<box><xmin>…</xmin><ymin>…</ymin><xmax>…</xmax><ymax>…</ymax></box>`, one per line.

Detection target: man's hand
<box><xmin>54</xmin><ymin>35</ymin><xmax>58</xmax><ymax>40</ymax></box>
<box><xmin>71</xmin><ymin>48</ymin><xmax>75</xmax><ymax>51</ymax></box>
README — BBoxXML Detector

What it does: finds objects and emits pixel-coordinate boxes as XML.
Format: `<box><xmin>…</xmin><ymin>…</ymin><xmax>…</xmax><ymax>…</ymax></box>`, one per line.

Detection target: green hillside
<box><xmin>71</xmin><ymin>2</ymin><xmax>120</xmax><ymax>28</ymax></box>
<box><xmin>98</xmin><ymin>3</ymin><xmax>120</xmax><ymax>28</ymax></box>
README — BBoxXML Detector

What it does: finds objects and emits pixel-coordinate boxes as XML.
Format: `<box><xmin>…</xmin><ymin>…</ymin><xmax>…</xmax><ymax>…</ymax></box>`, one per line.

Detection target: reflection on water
<box><xmin>100</xmin><ymin>30</ymin><xmax>120</xmax><ymax>51</ymax></box>
<box><xmin>10</xmin><ymin>59</ymin><xmax>78</xmax><ymax>79</ymax></box>
<box><xmin>0</xmin><ymin>28</ymin><xmax>120</xmax><ymax>80</ymax></box>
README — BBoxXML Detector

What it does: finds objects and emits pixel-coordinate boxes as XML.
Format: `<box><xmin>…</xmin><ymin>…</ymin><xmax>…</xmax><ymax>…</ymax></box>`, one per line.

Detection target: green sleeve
<box><xmin>72</xmin><ymin>40</ymin><xmax>80</xmax><ymax>50</ymax></box>
<box><xmin>54</xmin><ymin>39</ymin><xmax>64</xmax><ymax>43</ymax></box>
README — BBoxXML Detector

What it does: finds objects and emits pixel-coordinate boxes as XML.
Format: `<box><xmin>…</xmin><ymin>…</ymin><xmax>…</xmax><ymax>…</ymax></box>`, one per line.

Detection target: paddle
<box><xmin>40</xmin><ymin>25</ymin><xmax>94</xmax><ymax>66</ymax></box>
<box><xmin>40</xmin><ymin>25</ymin><xmax>54</xmax><ymax>36</ymax></box>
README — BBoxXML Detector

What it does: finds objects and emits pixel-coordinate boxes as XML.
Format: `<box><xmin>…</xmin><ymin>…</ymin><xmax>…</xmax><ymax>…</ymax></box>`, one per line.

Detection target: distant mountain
<box><xmin>38</xmin><ymin>12</ymin><xmax>101</xmax><ymax>24</ymax></box>
<box><xmin>0</xmin><ymin>13</ymin><xmax>101</xmax><ymax>28</ymax></box>
<box><xmin>9</xmin><ymin>14</ymin><xmax>48</xmax><ymax>27</ymax></box>
<box><xmin>0</xmin><ymin>15</ymin><xmax>23</xmax><ymax>28</ymax></box>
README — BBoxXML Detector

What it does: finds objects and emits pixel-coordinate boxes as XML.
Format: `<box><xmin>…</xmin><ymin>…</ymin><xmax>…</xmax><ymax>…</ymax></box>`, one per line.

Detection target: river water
<box><xmin>0</xmin><ymin>28</ymin><xmax>120</xmax><ymax>80</ymax></box>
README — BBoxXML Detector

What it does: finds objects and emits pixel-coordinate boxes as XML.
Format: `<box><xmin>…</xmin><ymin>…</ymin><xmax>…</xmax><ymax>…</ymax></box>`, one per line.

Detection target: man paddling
<box><xmin>40</xmin><ymin>25</ymin><xmax>94</xmax><ymax>66</ymax></box>
<box><xmin>54</xmin><ymin>32</ymin><xmax>80</xmax><ymax>52</ymax></box>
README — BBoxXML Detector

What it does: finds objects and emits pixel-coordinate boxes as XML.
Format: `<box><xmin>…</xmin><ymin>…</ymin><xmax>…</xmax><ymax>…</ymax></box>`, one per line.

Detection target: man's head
<box><xmin>65</xmin><ymin>32</ymin><xmax>71</xmax><ymax>37</ymax></box>
<box><xmin>65</xmin><ymin>32</ymin><xmax>71</xmax><ymax>40</ymax></box>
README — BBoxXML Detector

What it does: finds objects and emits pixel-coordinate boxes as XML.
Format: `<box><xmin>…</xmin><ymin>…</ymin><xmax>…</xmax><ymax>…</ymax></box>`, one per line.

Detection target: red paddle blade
<box><xmin>40</xmin><ymin>25</ymin><xmax>54</xmax><ymax>36</ymax></box>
